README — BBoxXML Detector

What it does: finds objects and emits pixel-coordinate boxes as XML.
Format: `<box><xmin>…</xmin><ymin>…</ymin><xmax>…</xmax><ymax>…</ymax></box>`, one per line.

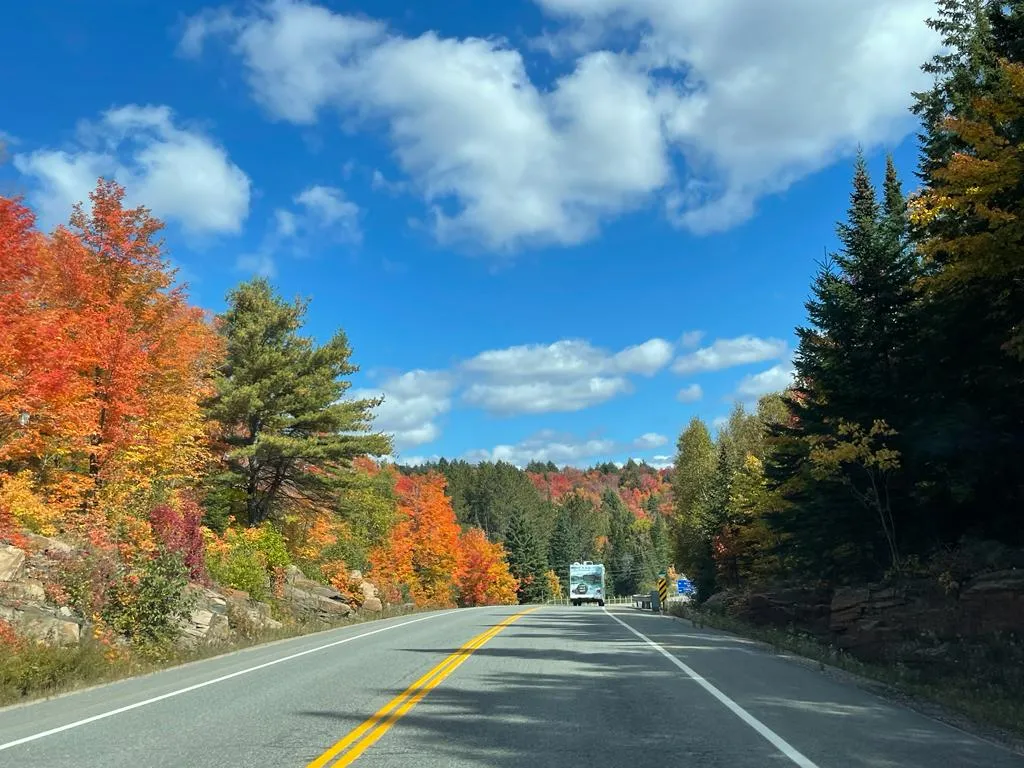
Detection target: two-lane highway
<box><xmin>1</xmin><ymin>606</ymin><xmax>1021</xmax><ymax>767</ymax></box>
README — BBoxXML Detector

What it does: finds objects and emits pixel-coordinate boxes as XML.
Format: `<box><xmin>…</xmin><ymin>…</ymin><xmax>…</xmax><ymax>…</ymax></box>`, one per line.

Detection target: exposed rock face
<box><xmin>0</xmin><ymin>604</ymin><xmax>80</xmax><ymax>645</ymax></box>
<box><xmin>0</xmin><ymin>543</ymin><xmax>83</xmax><ymax>645</ymax></box>
<box><xmin>280</xmin><ymin>565</ymin><xmax>354</xmax><ymax>622</ymax></box>
<box><xmin>705</xmin><ymin>567</ymin><xmax>1024</xmax><ymax>664</ymax></box>
<box><xmin>178</xmin><ymin>586</ymin><xmax>233</xmax><ymax>646</ymax></box>
<box><xmin>1</xmin><ymin>536</ymin><xmax>388</xmax><ymax>650</ymax></box>
<box><xmin>735</xmin><ymin>587</ymin><xmax>832</xmax><ymax>639</ymax></box>
<box><xmin>960</xmin><ymin>570</ymin><xmax>1024</xmax><ymax>634</ymax></box>
<box><xmin>0</xmin><ymin>544</ymin><xmax>26</xmax><ymax>581</ymax></box>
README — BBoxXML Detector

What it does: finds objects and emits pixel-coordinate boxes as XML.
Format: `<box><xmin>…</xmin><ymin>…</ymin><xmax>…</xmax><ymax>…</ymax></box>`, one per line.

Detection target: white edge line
<box><xmin>604</xmin><ymin>608</ymin><xmax>820</xmax><ymax>768</ymax></box>
<box><xmin>0</xmin><ymin>610</ymin><xmax>459</xmax><ymax>752</ymax></box>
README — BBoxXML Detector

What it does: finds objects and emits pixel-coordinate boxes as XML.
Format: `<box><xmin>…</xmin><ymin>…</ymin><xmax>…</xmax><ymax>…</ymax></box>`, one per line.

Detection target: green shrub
<box><xmin>204</xmin><ymin>523</ymin><xmax>291</xmax><ymax>601</ymax></box>
<box><xmin>207</xmin><ymin>547</ymin><xmax>270</xmax><ymax>599</ymax></box>
<box><xmin>105</xmin><ymin>550</ymin><xmax>196</xmax><ymax>647</ymax></box>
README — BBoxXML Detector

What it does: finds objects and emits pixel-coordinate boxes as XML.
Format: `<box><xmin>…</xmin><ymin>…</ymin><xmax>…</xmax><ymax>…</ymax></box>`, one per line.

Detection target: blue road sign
<box><xmin>676</xmin><ymin>578</ymin><xmax>695</xmax><ymax>595</ymax></box>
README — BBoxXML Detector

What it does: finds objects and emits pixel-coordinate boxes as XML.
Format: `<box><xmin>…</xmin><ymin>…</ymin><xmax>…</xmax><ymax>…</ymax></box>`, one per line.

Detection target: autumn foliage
<box><xmin>0</xmin><ymin>182</ymin><xmax>220</xmax><ymax>532</ymax></box>
<box><xmin>369</xmin><ymin>473</ymin><xmax>518</xmax><ymax>608</ymax></box>
<box><xmin>457</xmin><ymin>528</ymin><xmax>519</xmax><ymax>607</ymax></box>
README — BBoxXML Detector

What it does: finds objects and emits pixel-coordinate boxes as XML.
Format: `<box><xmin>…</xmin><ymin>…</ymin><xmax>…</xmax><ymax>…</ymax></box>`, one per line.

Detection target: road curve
<box><xmin>1</xmin><ymin>605</ymin><xmax>1021</xmax><ymax>767</ymax></box>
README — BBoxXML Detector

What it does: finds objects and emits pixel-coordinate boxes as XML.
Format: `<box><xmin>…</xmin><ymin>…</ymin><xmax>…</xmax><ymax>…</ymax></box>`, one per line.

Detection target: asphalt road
<box><xmin>1</xmin><ymin>605</ymin><xmax>1021</xmax><ymax>768</ymax></box>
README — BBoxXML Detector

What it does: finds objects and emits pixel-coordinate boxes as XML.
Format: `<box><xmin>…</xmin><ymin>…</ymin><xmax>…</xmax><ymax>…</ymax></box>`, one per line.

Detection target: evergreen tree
<box><xmin>768</xmin><ymin>155</ymin><xmax>918</xmax><ymax>579</ymax></box>
<box><xmin>204</xmin><ymin>278</ymin><xmax>391</xmax><ymax>526</ymax></box>
<box><xmin>504</xmin><ymin>507</ymin><xmax>550</xmax><ymax>604</ymax></box>
<box><xmin>547</xmin><ymin>507</ymin><xmax>575</xmax><ymax>578</ymax></box>
<box><xmin>604</xmin><ymin>489</ymin><xmax>640</xmax><ymax>595</ymax></box>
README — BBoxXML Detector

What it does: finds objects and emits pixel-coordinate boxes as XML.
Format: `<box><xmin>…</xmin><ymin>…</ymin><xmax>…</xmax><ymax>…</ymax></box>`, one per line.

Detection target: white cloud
<box><xmin>672</xmin><ymin>335</ymin><xmax>788</xmax><ymax>375</ymax></box>
<box><xmin>350</xmin><ymin>370</ymin><xmax>454</xmax><ymax>449</ymax></box>
<box><xmin>184</xmin><ymin>0</ymin><xmax>939</xmax><ymax>248</ymax></box>
<box><xmin>634</xmin><ymin>432</ymin><xmax>668</xmax><ymax>449</ymax></box>
<box><xmin>460</xmin><ymin>336</ymin><xmax>672</xmax><ymax>415</ymax></box>
<box><xmin>612</xmin><ymin>338</ymin><xmax>673</xmax><ymax>376</ymax></box>
<box><xmin>294</xmin><ymin>184</ymin><xmax>360</xmax><ymax>240</ymax></box>
<box><xmin>14</xmin><ymin>104</ymin><xmax>250</xmax><ymax>234</ymax></box>
<box><xmin>465</xmin><ymin>429</ymin><xmax>663</xmax><ymax>467</ymax></box>
<box><xmin>182</xmin><ymin>0</ymin><xmax>670</xmax><ymax>249</ymax></box>
<box><xmin>238</xmin><ymin>183</ymin><xmax>361</xmax><ymax>274</ymax></box>
<box><xmin>680</xmin><ymin>330</ymin><xmax>705</xmax><ymax>348</ymax></box>
<box><xmin>734</xmin><ymin>362</ymin><xmax>796</xmax><ymax>400</ymax></box>
<box><xmin>462</xmin><ymin>377</ymin><xmax>631</xmax><ymax>416</ymax></box>
<box><xmin>676</xmin><ymin>383</ymin><xmax>703</xmax><ymax>403</ymax></box>
<box><xmin>650</xmin><ymin>454</ymin><xmax>674</xmax><ymax>470</ymax></box>
<box><xmin>536</xmin><ymin>0</ymin><xmax>940</xmax><ymax>232</ymax></box>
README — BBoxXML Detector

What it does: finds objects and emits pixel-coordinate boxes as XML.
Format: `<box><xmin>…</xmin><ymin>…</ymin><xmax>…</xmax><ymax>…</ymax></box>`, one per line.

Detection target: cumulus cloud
<box><xmin>350</xmin><ymin>370</ymin><xmax>454</xmax><ymax>449</ymax></box>
<box><xmin>672</xmin><ymin>335</ymin><xmax>788</xmax><ymax>375</ymax></box>
<box><xmin>181</xmin><ymin>1</ymin><xmax>667</xmax><ymax>249</ymax></box>
<box><xmin>13</xmin><ymin>104</ymin><xmax>250</xmax><ymax>234</ymax></box>
<box><xmin>460</xmin><ymin>337</ymin><xmax>673</xmax><ymax>415</ymax></box>
<box><xmin>680</xmin><ymin>330</ymin><xmax>705</xmax><ymax>348</ymax></box>
<box><xmin>462</xmin><ymin>378</ymin><xmax>632</xmax><ymax>416</ymax></box>
<box><xmin>293</xmin><ymin>185</ymin><xmax>360</xmax><ymax>240</ymax></box>
<box><xmin>182</xmin><ymin>0</ymin><xmax>939</xmax><ymax>248</ymax></box>
<box><xmin>465</xmin><ymin>429</ymin><xmax>667</xmax><ymax>467</ymax></box>
<box><xmin>536</xmin><ymin>0</ymin><xmax>940</xmax><ymax>231</ymax></box>
<box><xmin>676</xmin><ymin>384</ymin><xmax>703</xmax><ymax>403</ymax></box>
<box><xmin>634</xmin><ymin>432</ymin><xmax>668</xmax><ymax>449</ymax></box>
<box><xmin>734</xmin><ymin>362</ymin><xmax>796</xmax><ymax>400</ymax></box>
<box><xmin>238</xmin><ymin>183</ymin><xmax>361</xmax><ymax>274</ymax></box>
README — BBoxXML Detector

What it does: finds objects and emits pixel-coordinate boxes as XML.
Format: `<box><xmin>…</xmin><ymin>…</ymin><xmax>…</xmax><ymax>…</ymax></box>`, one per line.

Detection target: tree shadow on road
<box><xmin>294</xmin><ymin>608</ymin><xmax>1024</xmax><ymax>768</ymax></box>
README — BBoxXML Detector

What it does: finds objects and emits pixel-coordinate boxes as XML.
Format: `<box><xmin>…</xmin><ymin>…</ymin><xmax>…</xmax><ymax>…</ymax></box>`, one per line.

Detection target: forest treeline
<box><xmin>668</xmin><ymin>0</ymin><xmax>1024</xmax><ymax>596</ymax></box>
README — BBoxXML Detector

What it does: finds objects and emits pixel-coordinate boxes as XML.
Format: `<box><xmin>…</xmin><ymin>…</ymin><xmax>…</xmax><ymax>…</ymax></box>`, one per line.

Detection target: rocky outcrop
<box><xmin>704</xmin><ymin>567</ymin><xmax>1024</xmax><ymax>665</ymax></box>
<box><xmin>0</xmin><ymin>544</ymin><xmax>26</xmax><ymax>581</ymax></box>
<box><xmin>1</xmin><ymin>534</ymin><xmax>388</xmax><ymax>649</ymax></box>
<box><xmin>280</xmin><ymin>565</ymin><xmax>353</xmax><ymax>622</ymax></box>
<box><xmin>960</xmin><ymin>569</ymin><xmax>1024</xmax><ymax>634</ymax></box>
<box><xmin>735</xmin><ymin>587</ymin><xmax>832</xmax><ymax>638</ymax></box>
<box><xmin>0</xmin><ymin>542</ymin><xmax>82</xmax><ymax>645</ymax></box>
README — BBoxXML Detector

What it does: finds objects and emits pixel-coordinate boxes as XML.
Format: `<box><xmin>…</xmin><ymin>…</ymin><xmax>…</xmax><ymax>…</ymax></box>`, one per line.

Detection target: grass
<box><xmin>0</xmin><ymin>602</ymin><xmax>434</xmax><ymax>708</ymax></box>
<box><xmin>668</xmin><ymin>603</ymin><xmax>1024</xmax><ymax>744</ymax></box>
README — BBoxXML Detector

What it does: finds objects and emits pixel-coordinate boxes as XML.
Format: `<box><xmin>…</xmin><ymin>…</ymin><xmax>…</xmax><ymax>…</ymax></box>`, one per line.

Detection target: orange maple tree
<box><xmin>0</xmin><ymin>180</ymin><xmax>221</xmax><ymax>539</ymax></box>
<box><xmin>369</xmin><ymin>473</ymin><xmax>462</xmax><ymax>607</ymax></box>
<box><xmin>456</xmin><ymin>527</ymin><xmax>518</xmax><ymax>607</ymax></box>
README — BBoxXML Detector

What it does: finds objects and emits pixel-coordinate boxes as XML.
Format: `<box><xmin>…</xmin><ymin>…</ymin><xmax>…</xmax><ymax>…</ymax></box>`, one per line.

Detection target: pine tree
<box><xmin>204</xmin><ymin>278</ymin><xmax>391</xmax><ymax>526</ymax></box>
<box><xmin>604</xmin><ymin>489</ymin><xmax>640</xmax><ymax>595</ymax></box>
<box><xmin>547</xmin><ymin>506</ymin><xmax>575</xmax><ymax>577</ymax></box>
<box><xmin>768</xmin><ymin>155</ymin><xmax>918</xmax><ymax>579</ymax></box>
<box><xmin>504</xmin><ymin>507</ymin><xmax>549</xmax><ymax>604</ymax></box>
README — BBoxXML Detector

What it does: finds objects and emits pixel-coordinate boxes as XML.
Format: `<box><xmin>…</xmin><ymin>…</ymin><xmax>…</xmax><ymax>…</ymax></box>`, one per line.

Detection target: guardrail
<box><xmin>632</xmin><ymin>593</ymin><xmax>653</xmax><ymax>610</ymax></box>
<box><xmin>543</xmin><ymin>596</ymin><xmax>634</xmax><ymax>606</ymax></box>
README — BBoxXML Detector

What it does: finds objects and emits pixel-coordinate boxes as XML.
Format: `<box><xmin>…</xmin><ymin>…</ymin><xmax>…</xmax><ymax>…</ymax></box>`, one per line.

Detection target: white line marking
<box><xmin>0</xmin><ymin>610</ymin><xmax>459</xmax><ymax>752</ymax></box>
<box><xmin>604</xmin><ymin>608</ymin><xmax>820</xmax><ymax>768</ymax></box>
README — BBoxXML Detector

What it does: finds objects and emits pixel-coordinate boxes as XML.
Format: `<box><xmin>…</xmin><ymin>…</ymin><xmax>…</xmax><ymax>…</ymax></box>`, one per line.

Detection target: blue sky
<box><xmin>0</xmin><ymin>0</ymin><xmax>941</xmax><ymax>467</ymax></box>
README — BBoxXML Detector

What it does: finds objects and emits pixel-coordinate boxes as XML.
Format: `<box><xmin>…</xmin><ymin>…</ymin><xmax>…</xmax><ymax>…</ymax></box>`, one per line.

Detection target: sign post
<box><xmin>656</xmin><ymin>574</ymin><xmax>668</xmax><ymax>614</ymax></box>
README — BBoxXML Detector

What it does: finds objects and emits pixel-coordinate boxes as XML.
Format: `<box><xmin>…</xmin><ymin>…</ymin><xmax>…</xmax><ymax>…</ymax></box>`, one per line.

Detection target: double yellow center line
<box><xmin>307</xmin><ymin>607</ymin><xmax>537</xmax><ymax>768</ymax></box>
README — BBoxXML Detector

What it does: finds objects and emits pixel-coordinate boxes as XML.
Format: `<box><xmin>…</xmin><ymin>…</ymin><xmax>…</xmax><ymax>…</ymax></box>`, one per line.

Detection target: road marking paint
<box><xmin>309</xmin><ymin>607</ymin><xmax>537</xmax><ymax>768</ymax></box>
<box><xmin>0</xmin><ymin>610</ymin><xmax>462</xmax><ymax>753</ymax></box>
<box><xmin>604</xmin><ymin>609</ymin><xmax>820</xmax><ymax>768</ymax></box>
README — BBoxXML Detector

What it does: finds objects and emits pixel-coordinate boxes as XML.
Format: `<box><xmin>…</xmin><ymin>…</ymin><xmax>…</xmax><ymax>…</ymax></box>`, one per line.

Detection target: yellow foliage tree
<box><xmin>909</xmin><ymin>59</ymin><xmax>1024</xmax><ymax>357</ymax></box>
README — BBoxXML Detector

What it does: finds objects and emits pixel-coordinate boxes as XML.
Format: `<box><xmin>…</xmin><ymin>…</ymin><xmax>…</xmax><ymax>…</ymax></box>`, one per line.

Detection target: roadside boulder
<box><xmin>361</xmin><ymin>597</ymin><xmax>383</xmax><ymax>613</ymax></box>
<box><xmin>0</xmin><ymin>544</ymin><xmax>26</xmax><ymax>581</ymax></box>
<box><xmin>178</xmin><ymin>585</ymin><xmax>232</xmax><ymax>646</ymax></box>
<box><xmin>0</xmin><ymin>604</ymin><xmax>80</xmax><ymax>646</ymax></box>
